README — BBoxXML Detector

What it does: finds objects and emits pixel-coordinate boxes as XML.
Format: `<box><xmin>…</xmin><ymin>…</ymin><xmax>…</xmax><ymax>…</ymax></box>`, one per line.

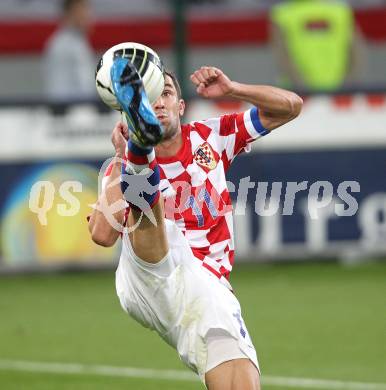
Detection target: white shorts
<box><xmin>115</xmin><ymin>219</ymin><xmax>259</xmax><ymax>381</ymax></box>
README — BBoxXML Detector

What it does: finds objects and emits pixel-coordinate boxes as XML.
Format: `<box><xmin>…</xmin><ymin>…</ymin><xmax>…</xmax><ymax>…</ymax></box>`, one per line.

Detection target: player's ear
<box><xmin>179</xmin><ymin>99</ymin><xmax>185</xmax><ymax>116</ymax></box>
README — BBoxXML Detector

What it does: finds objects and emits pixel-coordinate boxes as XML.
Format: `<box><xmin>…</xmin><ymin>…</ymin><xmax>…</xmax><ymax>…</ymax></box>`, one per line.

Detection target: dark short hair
<box><xmin>164</xmin><ymin>70</ymin><xmax>182</xmax><ymax>99</ymax></box>
<box><xmin>62</xmin><ymin>0</ymin><xmax>87</xmax><ymax>13</ymax></box>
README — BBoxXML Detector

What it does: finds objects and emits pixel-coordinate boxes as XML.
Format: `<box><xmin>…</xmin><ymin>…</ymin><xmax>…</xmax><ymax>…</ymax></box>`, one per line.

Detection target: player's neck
<box><xmin>155</xmin><ymin>129</ymin><xmax>183</xmax><ymax>159</ymax></box>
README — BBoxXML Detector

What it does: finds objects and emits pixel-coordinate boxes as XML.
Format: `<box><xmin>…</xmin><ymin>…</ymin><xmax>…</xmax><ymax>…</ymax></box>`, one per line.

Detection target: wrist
<box><xmin>112</xmin><ymin>153</ymin><xmax>125</xmax><ymax>166</ymax></box>
<box><xmin>114</xmin><ymin>150</ymin><xmax>125</xmax><ymax>159</ymax></box>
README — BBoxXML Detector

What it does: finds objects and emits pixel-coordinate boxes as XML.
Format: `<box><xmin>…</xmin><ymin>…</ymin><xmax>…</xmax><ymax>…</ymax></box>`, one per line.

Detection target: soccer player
<box><xmin>88</xmin><ymin>58</ymin><xmax>302</xmax><ymax>389</ymax></box>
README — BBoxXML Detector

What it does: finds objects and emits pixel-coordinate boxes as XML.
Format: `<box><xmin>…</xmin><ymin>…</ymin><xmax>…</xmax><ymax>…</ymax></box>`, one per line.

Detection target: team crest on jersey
<box><xmin>194</xmin><ymin>142</ymin><xmax>217</xmax><ymax>170</ymax></box>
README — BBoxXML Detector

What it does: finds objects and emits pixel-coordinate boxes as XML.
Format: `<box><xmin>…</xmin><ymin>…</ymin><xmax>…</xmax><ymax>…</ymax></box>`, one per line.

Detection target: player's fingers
<box><xmin>112</xmin><ymin>121</ymin><xmax>126</xmax><ymax>141</ymax></box>
<box><xmin>193</xmin><ymin>70</ymin><xmax>207</xmax><ymax>85</ymax></box>
<box><xmin>121</xmin><ymin>124</ymin><xmax>129</xmax><ymax>140</ymax></box>
<box><xmin>200</xmin><ymin>67</ymin><xmax>212</xmax><ymax>81</ymax></box>
<box><xmin>212</xmin><ymin>67</ymin><xmax>224</xmax><ymax>77</ymax></box>
<box><xmin>208</xmin><ymin>67</ymin><xmax>218</xmax><ymax>79</ymax></box>
<box><xmin>119</xmin><ymin>119</ymin><xmax>128</xmax><ymax>131</ymax></box>
<box><xmin>190</xmin><ymin>73</ymin><xmax>200</xmax><ymax>86</ymax></box>
<box><xmin>119</xmin><ymin>119</ymin><xmax>128</xmax><ymax>128</ymax></box>
<box><xmin>200</xmin><ymin>66</ymin><xmax>220</xmax><ymax>84</ymax></box>
<box><xmin>196</xmin><ymin>83</ymin><xmax>207</xmax><ymax>96</ymax></box>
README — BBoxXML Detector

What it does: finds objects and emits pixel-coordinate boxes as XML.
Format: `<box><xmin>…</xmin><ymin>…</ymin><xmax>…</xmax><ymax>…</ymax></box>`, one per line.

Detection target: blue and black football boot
<box><xmin>111</xmin><ymin>57</ymin><xmax>163</xmax><ymax>147</ymax></box>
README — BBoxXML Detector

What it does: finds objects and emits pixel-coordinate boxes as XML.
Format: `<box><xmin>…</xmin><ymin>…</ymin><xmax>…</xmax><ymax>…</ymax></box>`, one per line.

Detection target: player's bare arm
<box><xmin>190</xmin><ymin>66</ymin><xmax>303</xmax><ymax>131</ymax></box>
<box><xmin>88</xmin><ymin>121</ymin><xmax>128</xmax><ymax>247</ymax></box>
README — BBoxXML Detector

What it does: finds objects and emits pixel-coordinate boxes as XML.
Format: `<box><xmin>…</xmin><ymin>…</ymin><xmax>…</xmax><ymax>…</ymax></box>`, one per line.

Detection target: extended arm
<box><xmin>88</xmin><ymin>122</ymin><xmax>128</xmax><ymax>247</ymax></box>
<box><xmin>190</xmin><ymin>66</ymin><xmax>303</xmax><ymax>131</ymax></box>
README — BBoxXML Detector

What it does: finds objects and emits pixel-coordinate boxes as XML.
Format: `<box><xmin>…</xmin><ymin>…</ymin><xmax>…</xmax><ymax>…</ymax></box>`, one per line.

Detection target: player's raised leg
<box><xmin>111</xmin><ymin>56</ymin><xmax>168</xmax><ymax>263</ymax></box>
<box><xmin>205</xmin><ymin>359</ymin><xmax>261</xmax><ymax>390</ymax></box>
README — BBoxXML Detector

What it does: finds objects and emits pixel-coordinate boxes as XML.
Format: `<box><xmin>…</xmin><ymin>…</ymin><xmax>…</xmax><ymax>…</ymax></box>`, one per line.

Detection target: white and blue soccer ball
<box><xmin>95</xmin><ymin>42</ymin><xmax>165</xmax><ymax>110</ymax></box>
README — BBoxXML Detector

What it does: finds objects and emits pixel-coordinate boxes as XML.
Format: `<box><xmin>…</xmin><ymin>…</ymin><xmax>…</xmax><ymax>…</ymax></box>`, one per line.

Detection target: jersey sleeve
<box><xmin>218</xmin><ymin>107</ymin><xmax>269</xmax><ymax>169</ymax></box>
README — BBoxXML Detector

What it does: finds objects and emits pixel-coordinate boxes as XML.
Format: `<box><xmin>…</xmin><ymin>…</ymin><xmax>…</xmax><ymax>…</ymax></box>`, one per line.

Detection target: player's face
<box><xmin>152</xmin><ymin>75</ymin><xmax>185</xmax><ymax>141</ymax></box>
<box><xmin>71</xmin><ymin>0</ymin><xmax>93</xmax><ymax>31</ymax></box>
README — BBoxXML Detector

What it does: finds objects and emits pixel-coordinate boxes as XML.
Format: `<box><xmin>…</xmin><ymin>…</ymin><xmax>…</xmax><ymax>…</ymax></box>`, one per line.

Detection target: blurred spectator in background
<box><xmin>270</xmin><ymin>0</ymin><xmax>364</xmax><ymax>91</ymax></box>
<box><xmin>42</xmin><ymin>0</ymin><xmax>96</xmax><ymax>100</ymax></box>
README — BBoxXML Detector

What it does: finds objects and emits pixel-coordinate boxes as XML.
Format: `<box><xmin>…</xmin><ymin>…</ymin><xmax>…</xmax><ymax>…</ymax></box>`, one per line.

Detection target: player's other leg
<box><xmin>205</xmin><ymin>359</ymin><xmax>261</xmax><ymax>390</ymax></box>
<box><xmin>111</xmin><ymin>56</ymin><xmax>167</xmax><ymax>263</ymax></box>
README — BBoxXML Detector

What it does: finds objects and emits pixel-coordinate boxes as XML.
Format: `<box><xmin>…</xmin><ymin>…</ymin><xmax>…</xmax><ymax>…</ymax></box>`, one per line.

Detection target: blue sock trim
<box><xmin>142</xmin><ymin>165</ymin><xmax>160</xmax><ymax>206</ymax></box>
<box><xmin>250</xmin><ymin>107</ymin><xmax>269</xmax><ymax>136</ymax></box>
<box><xmin>120</xmin><ymin>162</ymin><xmax>160</xmax><ymax>209</ymax></box>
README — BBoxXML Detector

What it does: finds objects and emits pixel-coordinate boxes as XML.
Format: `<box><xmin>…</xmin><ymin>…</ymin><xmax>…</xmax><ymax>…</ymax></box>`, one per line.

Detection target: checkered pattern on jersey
<box><xmin>102</xmin><ymin>108</ymin><xmax>266</xmax><ymax>280</ymax></box>
<box><xmin>157</xmin><ymin>107</ymin><xmax>267</xmax><ymax>280</ymax></box>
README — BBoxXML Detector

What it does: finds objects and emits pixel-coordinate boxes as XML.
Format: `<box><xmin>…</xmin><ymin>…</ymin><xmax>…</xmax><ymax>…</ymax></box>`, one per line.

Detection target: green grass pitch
<box><xmin>0</xmin><ymin>261</ymin><xmax>385</xmax><ymax>389</ymax></box>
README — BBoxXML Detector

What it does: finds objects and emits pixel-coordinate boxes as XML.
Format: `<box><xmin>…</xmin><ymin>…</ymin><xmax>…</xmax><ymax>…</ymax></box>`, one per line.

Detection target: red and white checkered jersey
<box><xmin>158</xmin><ymin>107</ymin><xmax>267</xmax><ymax>280</ymax></box>
<box><xmin>104</xmin><ymin>107</ymin><xmax>268</xmax><ymax>281</ymax></box>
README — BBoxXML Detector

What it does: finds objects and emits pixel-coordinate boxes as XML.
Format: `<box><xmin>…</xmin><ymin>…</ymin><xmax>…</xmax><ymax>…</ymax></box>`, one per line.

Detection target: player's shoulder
<box><xmin>186</xmin><ymin>112</ymin><xmax>239</xmax><ymax>137</ymax></box>
<box><xmin>185</xmin><ymin>118</ymin><xmax>218</xmax><ymax>141</ymax></box>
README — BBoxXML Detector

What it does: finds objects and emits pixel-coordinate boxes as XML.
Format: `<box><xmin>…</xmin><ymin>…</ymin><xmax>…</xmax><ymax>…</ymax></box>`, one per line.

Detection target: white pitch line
<box><xmin>0</xmin><ymin>360</ymin><xmax>386</xmax><ymax>390</ymax></box>
<box><xmin>0</xmin><ymin>360</ymin><xmax>196</xmax><ymax>382</ymax></box>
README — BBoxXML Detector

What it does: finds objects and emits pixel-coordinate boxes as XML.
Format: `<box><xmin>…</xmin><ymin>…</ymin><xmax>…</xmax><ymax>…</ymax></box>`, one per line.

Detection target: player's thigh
<box><xmin>128</xmin><ymin>199</ymin><xmax>169</xmax><ymax>263</ymax></box>
<box><xmin>205</xmin><ymin>358</ymin><xmax>261</xmax><ymax>390</ymax></box>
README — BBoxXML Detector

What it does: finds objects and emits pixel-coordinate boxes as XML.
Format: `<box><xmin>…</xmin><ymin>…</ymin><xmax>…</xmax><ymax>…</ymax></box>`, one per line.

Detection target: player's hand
<box><xmin>190</xmin><ymin>66</ymin><xmax>234</xmax><ymax>99</ymax></box>
<box><xmin>111</xmin><ymin>121</ymin><xmax>129</xmax><ymax>158</ymax></box>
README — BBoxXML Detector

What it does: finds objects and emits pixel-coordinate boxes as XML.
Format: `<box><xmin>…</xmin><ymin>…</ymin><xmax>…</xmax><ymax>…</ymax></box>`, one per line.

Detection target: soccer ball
<box><xmin>95</xmin><ymin>42</ymin><xmax>165</xmax><ymax>110</ymax></box>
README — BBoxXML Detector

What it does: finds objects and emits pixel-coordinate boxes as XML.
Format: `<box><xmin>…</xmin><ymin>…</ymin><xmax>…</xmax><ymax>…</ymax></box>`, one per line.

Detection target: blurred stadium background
<box><xmin>0</xmin><ymin>1</ymin><xmax>385</xmax><ymax>389</ymax></box>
